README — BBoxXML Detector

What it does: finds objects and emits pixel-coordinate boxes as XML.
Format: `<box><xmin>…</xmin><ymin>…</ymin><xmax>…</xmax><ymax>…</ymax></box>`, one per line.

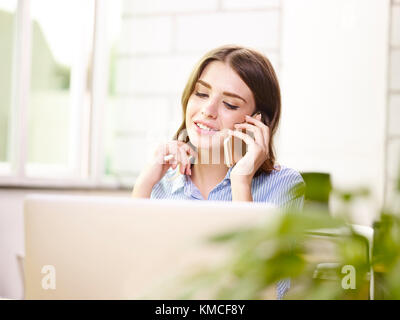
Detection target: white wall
<box><xmin>277</xmin><ymin>0</ymin><xmax>390</xmax><ymax>225</ymax></box>
<box><xmin>387</xmin><ymin>0</ymin><xmax>400</xmax><ymax>208</ymax></box>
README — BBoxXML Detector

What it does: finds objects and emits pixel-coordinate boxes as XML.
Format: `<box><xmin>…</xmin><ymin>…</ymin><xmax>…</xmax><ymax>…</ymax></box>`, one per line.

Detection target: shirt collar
<box><xmin>225</xmin><ymin>166</ymin><xmax>234</xmax><ymax>180</ymax></box>
<box><xmin>170</xmin><ymin>166</ymin><xmax>234</xmax><ymax>195</ymax></box>
<box><xmin>170</xmin><ymin>172</ymin><xmax>186</xmax><ymax>194</ymax></box>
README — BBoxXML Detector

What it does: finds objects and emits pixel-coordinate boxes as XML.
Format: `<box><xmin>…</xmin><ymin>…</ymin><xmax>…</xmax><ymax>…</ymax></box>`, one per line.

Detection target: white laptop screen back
<box><xmin>24</xmin><ymin>195</ymin><xmax>278</xmax><ymax>299</ymax></box>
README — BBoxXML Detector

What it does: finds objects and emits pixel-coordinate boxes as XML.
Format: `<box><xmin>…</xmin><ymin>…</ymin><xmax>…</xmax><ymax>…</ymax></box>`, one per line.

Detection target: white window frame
<box><xmin>0</xmin><ymin>0</ymin><xmax>121</xmax><ymax>189</ymax></box>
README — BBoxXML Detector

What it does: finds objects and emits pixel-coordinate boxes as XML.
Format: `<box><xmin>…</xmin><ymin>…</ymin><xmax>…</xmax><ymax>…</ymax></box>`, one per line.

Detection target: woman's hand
<box><xmin>132</xmin><ymin>140</ymin><xmax>197</xmax><ymax>198</ymax></box>
<box><xmin>229</xmin><ymin>113</ymin><xmax>270</xmax><ymax>185</ymax></box>
<box><xmin>153</xmin><ymin>140</ymin><xmax>197</xmax><ymax>178</ymax></box>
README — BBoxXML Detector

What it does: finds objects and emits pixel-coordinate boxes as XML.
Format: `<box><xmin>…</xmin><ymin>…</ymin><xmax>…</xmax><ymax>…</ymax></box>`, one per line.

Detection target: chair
<box><xmin>300</xmin><ymin>172</ymin><xmax>332</xmax><ymax>212</ymax></box>
<box><xmin>299</xmin><ymin>172</ymin><xmax>374</xmax><ymax>299</ymax></box>
<box><xmin>307</xmin><ymin>225</ymin><xmax>374</xmax><ymax>299</ymax></box>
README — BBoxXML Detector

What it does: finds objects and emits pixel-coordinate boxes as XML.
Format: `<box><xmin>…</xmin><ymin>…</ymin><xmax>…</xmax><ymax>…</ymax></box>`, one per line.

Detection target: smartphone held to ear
<box><xmin>223</xmin><ymin>134</ymin><xmax>247</xmax><ymax>168</ymax></box>
<box><xmin>224</xmin><ymin>135</ymin><xmax>234</xmax><ymax>167</ymax></box>
<box><xmin>223</xmin><ymin>111</ymin><xmax>270</xmax><ymax>168</ymax></box>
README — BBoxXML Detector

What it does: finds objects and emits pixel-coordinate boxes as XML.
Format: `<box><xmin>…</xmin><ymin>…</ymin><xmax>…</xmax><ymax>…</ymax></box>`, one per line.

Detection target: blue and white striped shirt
<box><xmin>150</xmin><ymin>164</ymin><xmax>305</xmax><ymax>299</ymax></box>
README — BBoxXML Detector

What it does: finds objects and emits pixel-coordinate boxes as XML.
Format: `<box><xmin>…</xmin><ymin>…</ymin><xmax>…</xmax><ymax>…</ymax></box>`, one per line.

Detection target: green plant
<box><xmin>174</xmin><ymin>166</ymin><xmax>400</xmax><ymax>300</ymax></box>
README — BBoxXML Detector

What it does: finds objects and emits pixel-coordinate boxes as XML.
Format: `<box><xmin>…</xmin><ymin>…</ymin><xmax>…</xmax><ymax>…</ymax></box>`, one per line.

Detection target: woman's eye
<box><xmin>194</xmin><ymin>91</ymin><xmax>238</xmax><ymax>110</ymax></box>
<box><xmin>224</xmin><ymin>102</ymin><xmax>239</xmax><ymax>110</ymax></box>
<box><xmin>195</xmin><ymin>91</ymin><xmax>208</xmax><ymax>98</ymax></box>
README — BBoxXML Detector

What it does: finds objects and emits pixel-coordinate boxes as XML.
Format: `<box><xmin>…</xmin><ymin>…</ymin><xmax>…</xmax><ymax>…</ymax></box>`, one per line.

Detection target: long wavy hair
<box><xmin>174</xmin><ymin>45</ymin><xmax>282</xmax><ymax>177</ymax></box>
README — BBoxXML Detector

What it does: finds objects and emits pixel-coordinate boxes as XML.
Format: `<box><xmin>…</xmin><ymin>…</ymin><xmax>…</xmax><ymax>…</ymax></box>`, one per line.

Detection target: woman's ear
<box><xmin>263</xmin><ymin>113</ymin><xmax>271</xmax><ymax>126</ymax></box>
<box><xmin>251</xmin><ymin>111</ymin><xmax>269</xmax><ymax>125</ymax></box>
<box><xmin>260</xmin><ymin>111</ymin><xmax>271</xmax><ymax>126</ymax></box>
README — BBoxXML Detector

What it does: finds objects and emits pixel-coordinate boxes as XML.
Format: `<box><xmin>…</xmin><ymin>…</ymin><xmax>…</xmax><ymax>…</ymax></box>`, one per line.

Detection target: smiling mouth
<box><xmin>194</xmin><ymin>121</ymin><xmax>219</xmax><ymax>133</ymax></box>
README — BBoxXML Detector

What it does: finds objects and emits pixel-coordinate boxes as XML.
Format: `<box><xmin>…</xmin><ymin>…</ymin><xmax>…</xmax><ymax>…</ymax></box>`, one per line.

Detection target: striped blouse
<box><xmin>150</xmin><ymin>164</ymin><xmax>306</xmax><ymax>299</ymax></box>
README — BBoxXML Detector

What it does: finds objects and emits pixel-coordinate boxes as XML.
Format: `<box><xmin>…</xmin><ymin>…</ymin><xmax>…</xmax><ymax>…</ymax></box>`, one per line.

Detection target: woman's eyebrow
<box><xmin>197</xmin><ymin>79</ymin><xmax>247</xmax><ymax>103</ymax></box>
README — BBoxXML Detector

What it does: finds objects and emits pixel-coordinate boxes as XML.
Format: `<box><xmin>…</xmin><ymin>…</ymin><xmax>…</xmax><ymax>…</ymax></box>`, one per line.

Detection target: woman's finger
<box><xmin>178</xmin><ymin>141</ymin><xmax>198</xmax><ymax>159</ymax></box>
<box><xmin>178</xmin><ymin>146</ymin><xmax>190</xmax><ymax>175</ymax></box>
<box><xmin>245</xmin><ymin>114</ymin><xmax>265</xmax><ymax>126</ymax></box>
<box><xmin>245</xmin><ymin>115</ymin><xmax>270</xmax><ymax>147</ymax></box>
<box><xmin>163</xmin><ymin>154</ymin><xmax>174</xmax><ymax>162</ymax></box>
<box><xmin>175</xmin><ymin>141</ymin><xmax>193</xmax><ymax>174</ymax></box>
<box><xmin>234</xmin><ymin>123</ymin><xmax>265</xmax><ymax>149</ymax></box>
<box><xmin>161</xmin><ymin>141</ymin><xmax>197</xmax><ymax>172</ymax></box>
<box><xmin>165</xmin><ymin>142</ymin><xmax>178</xmax><ymax>164</ymax></box>
<box><xmin>228</xmin><ymin>129</ymin><xmax>255</xmax><ymax>146</ymax></box>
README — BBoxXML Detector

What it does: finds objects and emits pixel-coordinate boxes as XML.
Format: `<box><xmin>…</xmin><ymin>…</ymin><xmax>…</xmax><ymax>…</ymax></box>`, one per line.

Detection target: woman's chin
<box><xmin>188</xmin><ymin>129</ymin><xmax>224</xmax><ymax>150</ymax></box>
<box><xmin>188</xmin><ymin>133</ymin><xmax>224</xmax><ymax>150</ymax></box>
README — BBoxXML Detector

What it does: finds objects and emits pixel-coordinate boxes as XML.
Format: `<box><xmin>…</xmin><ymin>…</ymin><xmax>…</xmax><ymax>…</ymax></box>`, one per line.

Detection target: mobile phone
<box><xmin>223</xmin><ymin>111</ymin><xmax>270</xmax><ymax>168</ymax></box>
<box><xmin>223</xmin><ymin>133</ymin><xmax>248</xmax><ymax>167</ymax></box>
<box><xmin>255</xmin><ymin>111</ymin><xmax>270</xmax><ymax>126</ymax></box>
<box><xmin>224</xmin><ymin>135</ymin><xmax>234</xmax><ymax>167</ymax></box>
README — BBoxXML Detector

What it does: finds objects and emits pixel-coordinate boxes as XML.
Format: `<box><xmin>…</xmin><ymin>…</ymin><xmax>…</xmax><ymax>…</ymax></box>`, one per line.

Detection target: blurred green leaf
<box><xmin>172</xmin><ymin>161</ymin><xmax>400</xmax><ymax>300</ymax></box>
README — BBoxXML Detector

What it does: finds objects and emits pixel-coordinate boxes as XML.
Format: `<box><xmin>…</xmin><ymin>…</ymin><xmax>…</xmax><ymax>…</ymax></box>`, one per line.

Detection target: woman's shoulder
<box><xmin>253</xmin><ymin>163</ymin><xmax>305</xmax><ymax>194</ymax></box>
<box><xmin>252</xmin><ymin>163</ymin><xmax>306</xmax><ymax>206</ymax></box>
<box><xmin>151</xmin><ymin>167</ymin><xmax>183</xmax><ymax>197</ymax></box>
<box><xmin>155</xmin><ymin>167</ymin><xmax>179</xmax><ymax>187</ymax></box>
<box><xmin>263</xmin><ymin>164</ymin><xmax>305</xmax><ymax>184</ymax></box>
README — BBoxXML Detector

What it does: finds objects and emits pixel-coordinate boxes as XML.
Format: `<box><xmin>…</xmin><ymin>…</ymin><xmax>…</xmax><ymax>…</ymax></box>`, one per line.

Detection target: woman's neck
<box><xmin>191</xmin><ymin>147</ymin><xmax>229</xmax><ymax>189</ymax></box>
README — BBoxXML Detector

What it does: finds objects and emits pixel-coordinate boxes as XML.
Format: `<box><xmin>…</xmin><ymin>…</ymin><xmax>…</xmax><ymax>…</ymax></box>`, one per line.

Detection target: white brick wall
<box><xmin>386</xmin><ymin>0</ymin><xmax>400</xmax><ymax>206</ymax></box>
<box><xmin>122</xmin><ymin>0</ymin><xmax>218</xmax><ymax>15</ymax></box>
<box><xmin>391</xmin><ymin>50</ymin><xmax>400</xmax><ymax>90</ymax></box>
<box><xmin>221</xmin><ymin>0</ymin><xmax>280</xmax><ymax>10</ymax></box>
<box><xmin>111</xmin><ymin>136</ymin><xmax>151</xmax><ymax>175</ymax></box>
<box><xmin>392</xmin><ymin>4</ymin><xmax>400</xmax><ymax>46</ymax></box>
<box><xmin>113</xmin><ymin>97</ymin><xmax>171</xmax><ymax>133</ymax></box>
<box><xmin>119</xmin><ymin>16</ymin><xmax>173</xmax><ymax>54</ymax></box>
<box><xmin>115</xmin><ymin>54</ymin><xmax>200</xmax><ymax>95</ymax></box>
<box><xmin>280</xmin><ymin>0</ymin><xmax>389</xmax><ymax>224</ymax></box>
<box><xmin>175</xmin><ymin>11</ymin><xmax>279</xmax><ymax>53</ymax></box>
<box><xmin>389</xmin><ymin>95</ymin><xmax>400</xmax><ymax>136</ymax></box>
<box><xmin>388</xmin><ymin>140</ymin><xmax>400</xmax><ymax>182</ymax></box>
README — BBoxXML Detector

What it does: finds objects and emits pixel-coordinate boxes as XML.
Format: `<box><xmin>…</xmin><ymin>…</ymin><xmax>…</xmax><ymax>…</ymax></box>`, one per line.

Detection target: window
<box><xmin>102</xmin><ymin>1</ymin><xmax>182</xmax><ymax>186</ymax></box>
<box><xmin>27</xmin><ymin>0</ymin><xmax>95</xmax><ymax>178</ymax></box>
<box><xmin>0</xmin><ymin>0</ymin><xmax>102</xmax><ymax>187</ymax></box>
<box><xmin>0</xmin><ymin>0</ymin><xmax>17</xmax><ymax>174</ymax></box>
<box><xmin>1</xmin><ymin>0</ymin><xmax>280</xmax><ymax>189</ymax></box>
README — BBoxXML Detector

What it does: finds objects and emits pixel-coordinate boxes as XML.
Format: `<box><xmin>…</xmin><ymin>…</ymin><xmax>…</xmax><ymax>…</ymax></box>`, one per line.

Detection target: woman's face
<box><xmin>185</xmin><ymin>61</ymin><xmax>256</xmax><ymax>152</ymax></box>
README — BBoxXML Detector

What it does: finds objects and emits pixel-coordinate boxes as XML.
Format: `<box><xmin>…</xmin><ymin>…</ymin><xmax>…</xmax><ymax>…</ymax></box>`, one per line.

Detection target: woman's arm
<box><xmin>131</xmin><ymin>164</ymin><xmax>159</xmax><ymax>198</ymax></box>
<box><xmin>230</xmin><ymin>177</ymin><xmax>253</xmax><ymax>202</ymax></box>
<box><xmin>132</xmin><ymin>185</ymin><xmax>152</xmax><ymax>198</ymax></box>
<box><xmin>131</xmin><ymin>176</ymin><xmax>156</xmax><ymax>198</ymax></box>
<box><xmin>227</xmin><ymin>113</ymin><xmax>268</xmax><ymax>202</ymax></box>
<box><xmin>132</xmin><ymin>141</ymin><xmax>198</xmax><ymax>198</ymax></box>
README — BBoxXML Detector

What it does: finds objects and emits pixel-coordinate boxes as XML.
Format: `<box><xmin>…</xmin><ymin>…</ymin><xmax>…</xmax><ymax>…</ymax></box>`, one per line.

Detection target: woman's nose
<box><xmin>200</xmin><ymin>99</ymin><xmax>218</xmax><ymax>118</ymax></box>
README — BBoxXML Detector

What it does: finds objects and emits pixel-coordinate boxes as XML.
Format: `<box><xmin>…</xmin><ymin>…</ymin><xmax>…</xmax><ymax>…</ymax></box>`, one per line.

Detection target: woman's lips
<box><xmin>194</xmin><ymin>122</ymin><xmax>219</xmax><ymax>135</ymax></box>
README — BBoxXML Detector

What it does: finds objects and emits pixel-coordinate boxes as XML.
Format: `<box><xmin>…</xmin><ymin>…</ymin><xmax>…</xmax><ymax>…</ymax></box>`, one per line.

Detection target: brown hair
<box><xmin>174</xmin><ymin>44</ymin><xmax>281</xmax><ymax>177</ymax></box>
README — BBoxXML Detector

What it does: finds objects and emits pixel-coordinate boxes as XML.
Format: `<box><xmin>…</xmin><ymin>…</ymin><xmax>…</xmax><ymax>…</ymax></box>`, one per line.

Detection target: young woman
<box><xmin>132</xmin><ymin>45</ymin><xmax>305</xmax><ymax>299</ymax></box>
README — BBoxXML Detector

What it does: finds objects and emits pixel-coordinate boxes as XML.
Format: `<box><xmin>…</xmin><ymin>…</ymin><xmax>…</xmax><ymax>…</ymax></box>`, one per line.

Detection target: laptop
<box><xmin>24</xmin><ymin>194</ymin><xmax>278</xmax><ymax>299</ymax></box>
